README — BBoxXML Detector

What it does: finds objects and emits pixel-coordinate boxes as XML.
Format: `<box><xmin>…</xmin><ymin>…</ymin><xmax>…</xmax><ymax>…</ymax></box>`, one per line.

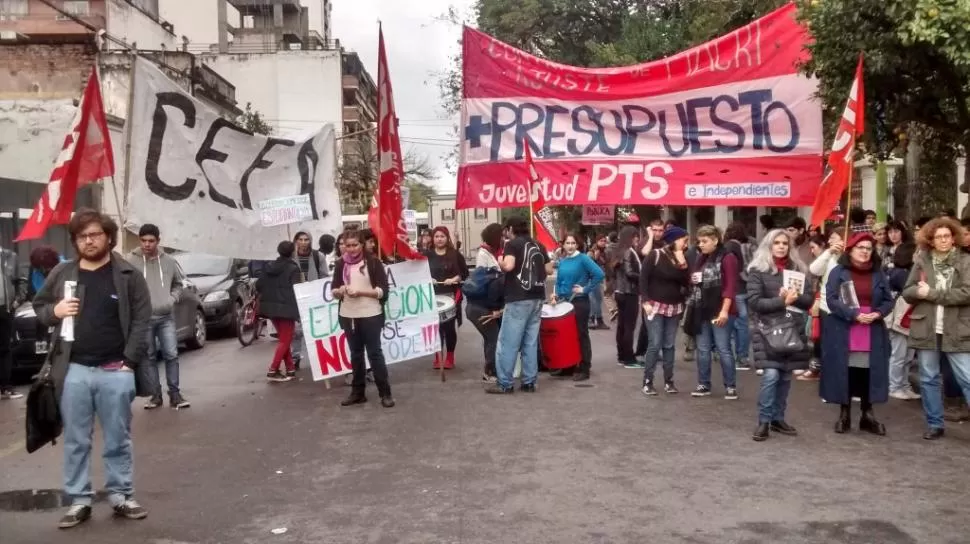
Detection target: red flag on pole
<box><xmin>523</xmin><ymin>144</ymin><xmax>558</xmax><ymax>249</ymax></box>
<box><xmin>16</xmin><ymin>67</ymin><xmax>115</xmax><ymax>242</ymax></box>
<box><xmin>367</xmin><ymin>27</ymin><xmax>423</xmax><ymax>260</ymax></box>
<box><xmin>809</xmin><ymin>55</ymin><xmax>864</xmax><ymax>228</ymax></box>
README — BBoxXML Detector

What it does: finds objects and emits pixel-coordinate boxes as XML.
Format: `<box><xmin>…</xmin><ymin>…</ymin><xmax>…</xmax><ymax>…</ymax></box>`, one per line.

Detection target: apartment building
<box><xmin>0</xmin><ymin>0</ymin><xmax>241</xmax><ymax>252</ymax></box>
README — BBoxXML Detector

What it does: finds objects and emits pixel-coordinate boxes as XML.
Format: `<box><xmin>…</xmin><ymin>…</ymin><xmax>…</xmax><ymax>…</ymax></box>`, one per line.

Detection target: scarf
<box><xmin>773</xmin><ymin>256</ymin><xmax>788</xmax><ymax>273</ymax></box>
<box><xmin>686</xmin><ymin>249</ymin><xmax>725</xmax><ymax>320</ymax></box>
<box><xmin>849</xmin><ymin>259</ymin><xmax>873</xmax><ymax>272</ymax></box>
<box><xmin>342</xmin><ymin>251</ymin><xmax>364</xmax><ymax>286</ymax></box>
<box><xmin>932</xmin><ymin>249</ymin><xmax>956</xmax><ymax>291</ymax></box>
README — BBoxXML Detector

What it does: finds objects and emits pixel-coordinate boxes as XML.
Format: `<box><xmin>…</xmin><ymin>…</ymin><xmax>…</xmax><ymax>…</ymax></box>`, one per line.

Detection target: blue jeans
<box><xmin>757</xmin><ymin>368</ymin><xmax>792</xmax><ymax>423</ymax></box>
<box><xmin>61</xmin><ymin>363</ymin><xmax>136</xmax><ymax>507</ymax></box>
<box><xmin>589</xmin><ymin>285</ymin><xmax>604</xmax><ymax>321</ymax></box>
<box><xmin>918</xmin><ymin>346</ymin><xmax>970</xmax><ymax>429</ymax></box>
<box><xmin>643</xmin><ymin>314</ymin><xmax>679</xmax><ymax>385</ymax></box>
<box><xmin>146</xmin><ymin>314</ymin><xmax>180</xmax><ymax>398</ymax></box>
<box><xmin>495</xmin><ymin>299</ymin><xmax>542</xmax><ymax>389</ymax></box>
<box><xmin>730</xmin><ymin>295</ymin><xmax>750</xmax><ymax>361</ymax></box>
<box><xmin>696</xmin><ymin>320</ymin><xmax>736</xmax><ymax>389</ymax></box>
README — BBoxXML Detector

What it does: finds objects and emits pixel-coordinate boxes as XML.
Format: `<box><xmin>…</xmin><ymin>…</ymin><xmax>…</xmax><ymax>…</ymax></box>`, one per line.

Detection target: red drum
<box><xmin>540</xmin><ymin>302</ymin><xmax>581</xmax><ymax>369</ymax></box>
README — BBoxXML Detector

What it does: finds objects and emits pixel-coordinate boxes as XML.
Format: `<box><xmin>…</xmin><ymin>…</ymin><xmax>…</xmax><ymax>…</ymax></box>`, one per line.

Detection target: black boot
<box><xmin>859</xmin><ymin>403</ymin><xmax>886</xmax><ymax>435</ymax></box>
<box><xmin>752</xmin><ymin>423</ymin><xmax>770</xmax><ymax>442</ymax></box>
<box><xmin>834</xmin><ymin>404</ymin><xmax>851</xmax><ymax>434</ymax></box>
<box><xmin>341</xmin><ymin>391</ymin><xmax>367</xmax><ymax>406</ymax></box>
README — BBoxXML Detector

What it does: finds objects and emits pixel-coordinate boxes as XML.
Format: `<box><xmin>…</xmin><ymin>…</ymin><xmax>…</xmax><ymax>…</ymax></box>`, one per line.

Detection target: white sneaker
<box><xmin>890</xmin><ymin>390</ymin><xmax>911</xmax><ymax>401</ymax></box>
<box><xmin>793</xmin><ymin>369</ymin><xmax>805</xmax><ymax>376</ymax></box>
<box><xmin>905</xmin><ymin>390</ymin><xmax>922</xmax><ymax>400</ymax></box>
<box><xmin>0</xmin><ymin>390</ymin><xmax>24</xmax><ymax>400</ymax></box>
<box><xmin>755</xmin><ymin>369</ymin><xmax>764</xmax><ymax>376</ymax></box>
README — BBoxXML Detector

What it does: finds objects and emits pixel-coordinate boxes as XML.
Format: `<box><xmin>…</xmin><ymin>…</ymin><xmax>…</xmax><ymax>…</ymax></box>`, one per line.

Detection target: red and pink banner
<box><xmin>456</xmin><ymin>3</ymin><xmax>822</xmax><ymax>209</ymax></box>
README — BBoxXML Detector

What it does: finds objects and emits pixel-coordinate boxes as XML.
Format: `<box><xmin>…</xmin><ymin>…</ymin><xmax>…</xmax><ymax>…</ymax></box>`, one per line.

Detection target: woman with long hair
<box><xmin>255</xmin><ymin>241</ymin><xmax>303</xmax><ymax>382</ymax></box>
<box><xmin>611</xmin><ymin>226</ymin><xmax>641</xmax><ymax>367</ymax></box>
<box><xmin>332</xmin><ymin>229</ymin><xmax>394</xmax><ymax>407</ymax></box>
<box><xmin>902</xmin><ymin>217</ymin><xmax>970</xmax><ymax>439</ymax></box>
<box><xmin>822</xmin><ymin>232</ymin><xmax>893</xmax><ymax>435</ymax></box>
<box><xmin>551</xmin><ymin>233</ymin><xmax>604</xmax><ymax>381</ymax></box>
<box><xmin>746</xmin><ymin>230</ymin><xmax>814</xmax><ymax>441</ymax></box>
<box><xmin>423</xmin><ymin>226</ymin><xmax>468</xmax><ymax>370</ymax></box>
<box><xmin>885</xmin><ymin>220</ymin><xmax>911</xmax><ymax>267</ymax></box>
<box><xmin>466</xmin><ymin>223</ymin><xmax>505</xmax><ymax>382</ymax></box>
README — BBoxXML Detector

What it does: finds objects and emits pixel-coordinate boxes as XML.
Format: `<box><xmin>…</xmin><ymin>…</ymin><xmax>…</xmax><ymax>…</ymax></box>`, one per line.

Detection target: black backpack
<box><xmin>25</xmin><ymin>358</ymin><xmax>62</xmax><ymax>454</ymax></box>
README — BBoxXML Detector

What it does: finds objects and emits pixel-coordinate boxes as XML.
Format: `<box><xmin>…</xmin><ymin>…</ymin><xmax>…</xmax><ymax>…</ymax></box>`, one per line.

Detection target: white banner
<box><xmin>294</xmin><ymin>260</ymin><xmax>441</xmax><ymax>381</ymax></box>
<box><xmin>125</xmin><ymin>57</ymin><xmax>342</xmax><ymax>259</ymax></box>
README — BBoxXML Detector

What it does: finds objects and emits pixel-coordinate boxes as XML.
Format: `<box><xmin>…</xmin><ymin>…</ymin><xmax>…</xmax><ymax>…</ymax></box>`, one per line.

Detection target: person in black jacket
<box><xmin>256</xmin><ymin>241</ymin><xmax>303</xmax><ymax>382</ymax></box>
<box><xmin>423</xmin><ymin>226</ymin><xmax>469</xmax><ymax>370</ymax></box>
<box><xmin>639</xmin><ymin>226</ymin><xmax>690</xmax><ymax>396</ymax></box>
<box><xmin>611</xmin><ymin>226</ymin><xmax>641</xmax><ymax>366</ymax></box>
<box><xmin>331</xmin><ymin>229</ymin><xmax>394</xmax><ymax>408</ymax></box>
<box><xmin>747</xmin><ymin>229</ymin><xmax>814</xmax><ymax>441</ymax></box>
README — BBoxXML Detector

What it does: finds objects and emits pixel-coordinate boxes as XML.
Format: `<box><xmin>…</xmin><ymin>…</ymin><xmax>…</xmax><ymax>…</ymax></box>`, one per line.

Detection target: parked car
<box><xmin>10</xmin><ymin>264</ymin><xmax>206</xmax><ymax>378</ymax></box>
<box><xmin>172</xmin><ymin>252</ymin><xmax>250</xmax><ymax>335</ymax></box>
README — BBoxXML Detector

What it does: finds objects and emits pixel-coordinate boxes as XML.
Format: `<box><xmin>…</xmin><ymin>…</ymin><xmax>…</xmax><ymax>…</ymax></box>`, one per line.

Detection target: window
<box><xmin>474</xmin><ymin>208</ymin><xmax>488</xmax><ymax>220</ymax></box>
<box><xmin>441</xmin><ymin>208</ymin><xmax>455</xmax><ymax>221</ymax></box>
<box><xmin>63</xmin><ymin>1</ymin><xmax>89</xmax><ymax>16</ymax></box>
<box><xmin>0</xmin><ymin>0</ymin><xmax>28</xmax><ymax>16</ymax></box>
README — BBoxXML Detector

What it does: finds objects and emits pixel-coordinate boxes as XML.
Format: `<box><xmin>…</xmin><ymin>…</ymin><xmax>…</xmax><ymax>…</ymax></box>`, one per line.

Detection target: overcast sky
<box><xmin>331</xmin><ymin>0</ymin><xmax>475</xmax><ymax>193</ymax></box>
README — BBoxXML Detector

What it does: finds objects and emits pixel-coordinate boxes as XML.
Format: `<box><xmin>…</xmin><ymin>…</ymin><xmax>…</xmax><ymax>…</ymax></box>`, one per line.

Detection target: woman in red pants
<box><xmin>256</xmin><ymin>241</ymin><xmax>303</xmax><ymax>381</ymax></box>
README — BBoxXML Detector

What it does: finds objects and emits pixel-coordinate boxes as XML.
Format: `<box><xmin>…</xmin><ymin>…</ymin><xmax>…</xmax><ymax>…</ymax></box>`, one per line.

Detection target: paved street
<box><xmin>1</xmin><ymin>324</ymin><xmax>968</xmax><ymax>544</ymax></box>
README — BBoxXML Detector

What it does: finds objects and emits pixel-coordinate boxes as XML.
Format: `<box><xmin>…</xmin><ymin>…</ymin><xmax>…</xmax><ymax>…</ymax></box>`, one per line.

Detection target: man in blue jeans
<box><xmin>128</xmin><ymin>224</ymin><xmax>189</xmax><ymax>410</ymax></box>
<box><xmin>487</xmin><ymin>216</ymin><xmax>550</xmax><ymax>394</ymax></box>
<box><xmin>34</xmin><ymin>209</ymin><xmax>153</xmax><ymax>528</ymax></box>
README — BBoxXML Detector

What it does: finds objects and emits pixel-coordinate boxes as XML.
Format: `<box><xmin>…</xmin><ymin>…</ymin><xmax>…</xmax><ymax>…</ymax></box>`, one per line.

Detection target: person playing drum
<box><xmin>550</xmin><ymin>233</ymin><xmax>605</xmax><ymax>381</ymax></box>
<box><xmin>424</xmin><ymin>226</ymin><xmax>468</xmax><ymax>370</ymax></box>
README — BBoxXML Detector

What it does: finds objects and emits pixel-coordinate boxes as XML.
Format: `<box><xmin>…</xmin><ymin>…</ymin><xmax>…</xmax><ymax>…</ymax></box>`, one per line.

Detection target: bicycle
<box><xmin>237</xmin><ymin>290</ymin><xmax>265</xmax><ymax>347</ymax></box>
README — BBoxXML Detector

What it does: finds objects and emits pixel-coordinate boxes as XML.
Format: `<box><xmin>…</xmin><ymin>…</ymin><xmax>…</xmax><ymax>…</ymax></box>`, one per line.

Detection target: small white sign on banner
<box><xmin>258</xmin><ymin>194</ymin><xmax>313</xmax><ymax>227</ymax></box>
<box><xmin>400</xmin><ymin>185</ymin><xmax>410</xmax><ymax>211</ymax></box>
<box><xmin>294</xmin><ymin>260</ymin><xmax>440</xmax><ymax>381</ymax></box>
<box><xmin>582</xmin><ymin>204</ymin><xmax>615</xmax><ymax>225</ymax></box>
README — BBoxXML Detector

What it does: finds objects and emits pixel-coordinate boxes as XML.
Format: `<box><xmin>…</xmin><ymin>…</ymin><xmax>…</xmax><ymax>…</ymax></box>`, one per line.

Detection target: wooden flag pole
<box><xmin>844</xmin><ymin>166</ymin><xmax>853</xmax><ymax>234</ymax></box>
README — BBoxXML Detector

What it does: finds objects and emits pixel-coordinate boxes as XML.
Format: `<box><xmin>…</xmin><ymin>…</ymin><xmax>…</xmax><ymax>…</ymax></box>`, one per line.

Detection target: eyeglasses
<box><xmin>854</xmin><ymin>246</ymin><xmax>874</xmax><ymax>252</ymax></box>
<box><xmin>77</xmin><ymin>231</ymin><xmax>106</xmax><ymax>242</ymax></box>
<box><xmin>934</xmin><ymin>234</ymin><xmax>953</xmax><ymax>240</ymax></box>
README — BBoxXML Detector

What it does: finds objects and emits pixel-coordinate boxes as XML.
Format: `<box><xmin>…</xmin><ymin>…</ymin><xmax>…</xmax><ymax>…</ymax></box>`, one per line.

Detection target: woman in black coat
<box><xmin>746</xmin><ymin>229</ymin><xmax>815</xmax><ymax>441</ymax></box>
<box><xmin>423</xmin><ymin>226</ymin><xmax>469</xmax><ymax>370</ymax></box>
<box><xmin>255</xmin><ymin>241</ymin><xmax>303</xmax><ymax>381</ymax></box>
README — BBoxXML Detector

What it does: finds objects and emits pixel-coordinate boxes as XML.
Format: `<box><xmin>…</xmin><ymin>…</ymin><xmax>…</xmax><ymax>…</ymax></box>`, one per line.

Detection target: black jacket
<box><xmin>331</xmin><ymin>254</ymin><xmax>390</xmax><ymax>308</ymax></box>
<box><xmin>33</xmin><ymin>254</ymin><xmax>152</xmax><ymax>402</ymax></box>
<box><xmin>255</xmin><ymin>257</ymin><xmax>302</xmax><ymax>321</ymax></box>
<box><xmin>746</xmin><ymin>263</ymin><xmax>815</xmax><ymax>371</ymax></box>
<box><xmin>639</xmin><ymin>248</ymin><xmax>689</xmax><ymax>304</ymax></box>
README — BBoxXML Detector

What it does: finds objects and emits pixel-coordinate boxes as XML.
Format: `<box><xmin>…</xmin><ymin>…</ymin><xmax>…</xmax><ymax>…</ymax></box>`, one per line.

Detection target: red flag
<box><xmin>523</xmin><ymin>144</ymin><xmax>558</xmax><ymax>249</ymax></box>
<box><xmin>16</xmin><ymin>67</ymin><xmax>114</xmax><ymax>242</ymax></box>
<box><xmin>367</xmin><ymin>27</ymin><xmax>423</xmax><ymax>260</ymax></box>
<box><xmin>809</xmin><ymin>55</ymin><xmax>864</xmax><ymax>228</ymax></box>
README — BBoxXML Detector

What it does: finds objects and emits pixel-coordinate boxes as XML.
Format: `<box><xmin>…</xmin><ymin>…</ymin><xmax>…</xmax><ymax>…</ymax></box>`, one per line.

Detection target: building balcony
<box><xmin>342</xmin><ymin>74</ymin><xmax>358</xmax><ymax>89</ymax></box>
<box><xmin>0</xmin><ymin>13</ymin><xmax>106</xmax><ymax>38</ymax></box>
<box><xmin>228</xmin><ymin>0</ymin><xmax>301</xmax><ymax>15</ymax></box>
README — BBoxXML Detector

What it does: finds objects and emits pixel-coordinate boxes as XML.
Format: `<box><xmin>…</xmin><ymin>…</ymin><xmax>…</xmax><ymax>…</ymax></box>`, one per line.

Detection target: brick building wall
<box><xmin>0</xmin><ymin>42</ymin><xmax>98</xmax><ymax>99</ymax></box>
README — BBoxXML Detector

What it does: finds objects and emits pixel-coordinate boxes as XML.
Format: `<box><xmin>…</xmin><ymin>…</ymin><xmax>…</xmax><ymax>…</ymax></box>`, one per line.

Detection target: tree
<box><xmin>237</xmin><ymin>102</ymin><xmax>272</xmax><ymax>135</ymax></box>
<box><xmin>337</xmin><ymin>136</ymin><xmax>438</xmax><ymax>214</ymax></box>
<box><xmin>799</xmin><ymin>0</ymin><xmax>970</xmax><ymax>216</ymax></box>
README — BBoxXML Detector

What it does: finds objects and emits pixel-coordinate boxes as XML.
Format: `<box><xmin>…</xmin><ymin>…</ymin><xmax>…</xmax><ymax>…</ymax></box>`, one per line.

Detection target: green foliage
<box><xmin>237</xmin><ymin>102</ymin><xmax>272</xmax><ymax>136</ymax></box>
<box><xmin>891</xmin><ymin>0</ymin><xmax>970</xmax><ymax>68</ymax></box>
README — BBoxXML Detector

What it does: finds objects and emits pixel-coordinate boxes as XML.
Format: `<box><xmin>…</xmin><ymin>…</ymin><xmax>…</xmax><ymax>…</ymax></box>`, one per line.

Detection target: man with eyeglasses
<box><xmin>33</xmin><ymin>209</ymin><xmax>152</xmax><ymax>528</ymax></box>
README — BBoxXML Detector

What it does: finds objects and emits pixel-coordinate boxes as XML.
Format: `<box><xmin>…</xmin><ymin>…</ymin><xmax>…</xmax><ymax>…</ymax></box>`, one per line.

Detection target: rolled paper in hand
<box><xmin>61</xmin><ymin>281</ymin><xmax>77</xmax><ymax>342</ymax></box>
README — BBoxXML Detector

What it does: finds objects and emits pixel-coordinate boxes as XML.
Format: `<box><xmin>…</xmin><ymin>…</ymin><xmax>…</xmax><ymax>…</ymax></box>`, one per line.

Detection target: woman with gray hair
<box><xmin>747</xmin><ymin>229</ymin><xmax>815</xmax><ymax>441</ymax></box>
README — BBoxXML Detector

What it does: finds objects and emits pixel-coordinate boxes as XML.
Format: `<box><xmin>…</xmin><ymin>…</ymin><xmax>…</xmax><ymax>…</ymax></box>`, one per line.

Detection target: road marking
<box><xmin>0</xmin><ymin>439</ymin><xmax>24</xmax><ymax>459</ymax></box>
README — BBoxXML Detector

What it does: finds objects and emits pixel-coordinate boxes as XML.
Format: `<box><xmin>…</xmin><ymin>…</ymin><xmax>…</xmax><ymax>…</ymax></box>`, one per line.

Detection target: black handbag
<box><xmin>25</xmin><ymin>355</ymin><xmax>62</xmax><ymax>454</ymax></box>
<box><xmin>756</xmin><ymin>311</ymin><xmax>806</xmax><ymax>358</ymax></box>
